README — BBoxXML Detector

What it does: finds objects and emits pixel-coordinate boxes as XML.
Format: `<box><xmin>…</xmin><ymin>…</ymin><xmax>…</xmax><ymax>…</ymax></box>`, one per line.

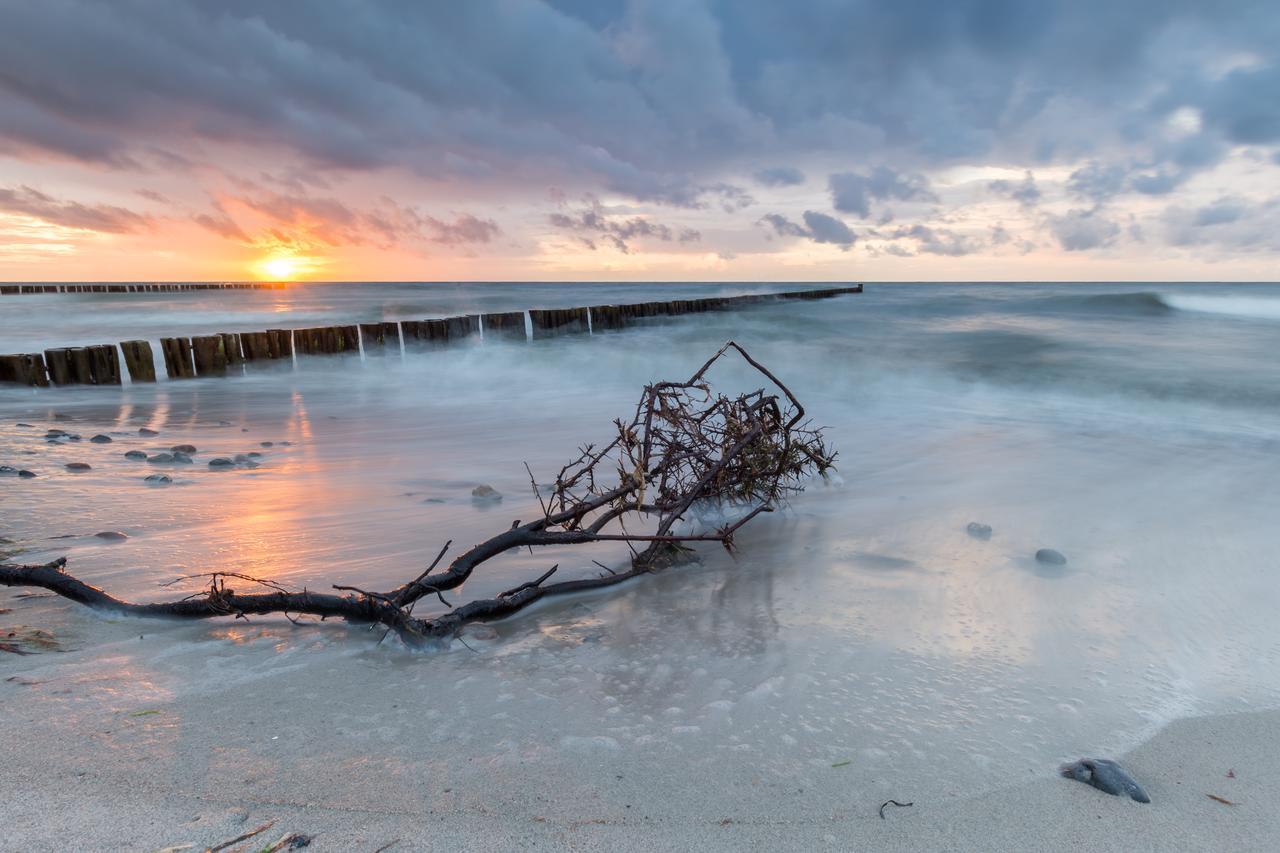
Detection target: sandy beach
<box><xmin>1</xmin><ymin>612</ymin><xmax>1275</xmax><ymax>853</ymax></box>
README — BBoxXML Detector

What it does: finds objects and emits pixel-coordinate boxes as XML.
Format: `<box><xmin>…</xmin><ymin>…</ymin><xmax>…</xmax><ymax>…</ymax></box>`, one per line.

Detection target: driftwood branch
<box><xmin>1</xmin><ymin>342</ymin><xmax>834</xmax><ymax>646</ymax></box>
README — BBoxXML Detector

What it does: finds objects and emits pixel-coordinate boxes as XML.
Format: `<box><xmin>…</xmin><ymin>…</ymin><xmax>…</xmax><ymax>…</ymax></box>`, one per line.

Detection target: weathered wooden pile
<box><xmin>0</xmin><ymin>282</ymin><xmax>286</xmax><ymax>294</ymax></box>
<box><xmin>0</xmin><ymin>285</ymin><xmax>860</xmax><ymax>387</ymax></box>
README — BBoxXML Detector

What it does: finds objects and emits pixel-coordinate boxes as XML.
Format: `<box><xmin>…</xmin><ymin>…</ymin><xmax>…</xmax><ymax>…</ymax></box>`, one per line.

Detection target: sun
<box><xmin>258</xmin><ymin>254</ymin><xmax>302</xmax><ymax>281</ymax></box>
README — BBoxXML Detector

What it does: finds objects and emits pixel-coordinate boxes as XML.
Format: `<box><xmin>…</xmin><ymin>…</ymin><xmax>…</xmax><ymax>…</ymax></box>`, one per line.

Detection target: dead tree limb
<box><xmin>1</xmin><ymin>341</ymin><xmax>834</xmax><ymax>646</ymax></box>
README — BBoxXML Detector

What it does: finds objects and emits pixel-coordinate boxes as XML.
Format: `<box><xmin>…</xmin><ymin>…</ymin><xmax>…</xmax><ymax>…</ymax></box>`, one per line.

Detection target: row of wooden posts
<box><xmin>0</xmin><ymin>282</ymin><xmax>287</xmax><ymax>295</ymax></box>
<box><xmin>0</xmin><ymin>286</ymin><xmax>861</xmax><ymax>387</ymax></box>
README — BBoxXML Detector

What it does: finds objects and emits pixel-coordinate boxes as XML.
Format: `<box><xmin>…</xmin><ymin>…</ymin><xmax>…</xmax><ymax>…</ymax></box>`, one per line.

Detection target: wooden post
<box><xmin>120</xmin><ymin>340</ymin><xmax>156</xmax><ymax>382</ymax></box>
<box><xmin>337</xmin><ymin>325</ymin><xmax>360</xmax><ymax>353</ymax></box>
<box><xmin>69</xmin><ymin>347</ymin><xmax>95</xmax><ymax>384</ymax></box>
<box><xmin>358</xmin><ymin>322</ymin><xmax>386</xmax><ymax>352</ymax></box>
<box><xmin>0</xmin><ymin>353</ymin><xmax>49</xmax><ymax>387</ymax></box>
<box><xmin>88</xmin><ymin>344</ymin><xmax>122</xmax><ymax>385</ymax></box>
<box><xmin>240</xmin><ymin>331</ymin><xmax>274</xmax><ymax>361</ymax></box>
<box><xmin>191</xmin><ymin>335</ymin><xmax>227</xmax><ymax>376</ymax></box>
<box><xmin>270</xmin><ymin>329</ymin><xmax>293</xmax><ymax>359</ymax></box>
<box><xmin>161</xmin><ymin>337</ymin><xmax>196</xmax><ymax>379</ymax></box>
<box><xmin>43</xmin><ymin>348</ymin><xmax>74</xmax><ymax>385</ymax></box>
<box><xmin>482</xmin><ymin>311</ymin><xmax>526</xmax><ymax>340</ymax></box>
<box><xmin>221</xmin><ymin>333</ymin><xmax>244</xmax><ymax>365</ymax></box>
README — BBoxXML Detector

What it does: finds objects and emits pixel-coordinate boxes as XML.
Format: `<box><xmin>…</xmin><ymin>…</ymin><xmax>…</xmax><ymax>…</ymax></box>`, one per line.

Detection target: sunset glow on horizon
<box><xmin>1</xmin><ymin>3</ymin><xmax>1278</xmax><ymax>283</ymax></box>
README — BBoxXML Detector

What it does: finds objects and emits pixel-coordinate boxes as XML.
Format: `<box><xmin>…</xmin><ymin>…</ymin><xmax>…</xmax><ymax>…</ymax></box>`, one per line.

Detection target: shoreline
<box><xmin>1</xmin><ymin>626</ymin><xmax>1274</xmax><ymax>853</ymax></box>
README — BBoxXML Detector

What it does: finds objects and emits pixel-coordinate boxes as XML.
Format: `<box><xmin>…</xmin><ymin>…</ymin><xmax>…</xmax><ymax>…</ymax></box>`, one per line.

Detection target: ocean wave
<box><xmin>1160</xmin><ymin>293</ymin><xmax>1280</xmax><ymax>321</ymax></box>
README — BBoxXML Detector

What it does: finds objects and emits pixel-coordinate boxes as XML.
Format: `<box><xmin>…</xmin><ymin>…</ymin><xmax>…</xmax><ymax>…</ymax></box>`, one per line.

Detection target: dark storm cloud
<box><xmin>0</xmin><ymin>0</ymin><xmax>1274</xmax><ymax>214</ymax></box>
<box><xmin>759</xmin><ymin>210</ymin><xmax>856</xmax><ymax>248</ymax></box>
<box><xmin>828</xmin><ymin>168</ymin><xmax>937</xmax><ymax>218</ymax></box>
<box><xmin>0</xmin><ymin>185</ymin><xmax>151</xmax><ymax>233</ymax></box>
<box><xmin>754</xmin><ymin>167</ymin><xmax>806</xmax><ymax>187</ymax></box>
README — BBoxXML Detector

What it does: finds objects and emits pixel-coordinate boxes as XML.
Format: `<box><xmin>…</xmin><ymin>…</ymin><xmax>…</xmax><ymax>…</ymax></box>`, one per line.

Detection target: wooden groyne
<box><xmin>1</xmin><ymin>285</ymin><xmax>861</xmax><ymax>387</ymax></box>
<box><xmin>0</xmin><ymin>283</ymin><xmax>287</xmax><ymax>294</ymax></box>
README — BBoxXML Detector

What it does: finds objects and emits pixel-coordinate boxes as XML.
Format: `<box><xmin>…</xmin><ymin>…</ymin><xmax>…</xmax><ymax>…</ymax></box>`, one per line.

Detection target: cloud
<box><xmin>1048</xmin><ymin>208</ymin><xmax>1122</xmax><ymax>251</ymax></box>
<box><xmin>1067</xmin><ymin>161</ymin><xmax>1129</xmax><ymax>201</ymax></box>
<box><xmin>0</xmin><ymin>185</ymin><xmax>152</xmax><ymax>233</ymax></box>
<box><xmin>988</xmin><ymin>171</ymin><xmax>1041</xmax><ymax>207</ymax></box>
<box><xmin>759</xmin><ymin>210</ymin><xmax>856</xmax><ymax>248</ymax></box>
<box><xmin>1162</xmin><ymin>196</ymin><xmax>1280</xmax><ymax>250</ymax></box>
<box><xmin>549</xmin><ymin>195</ymin><xmax>699</xmax><ymax>253</ymax></box>
<box><xmin>828</xmin><ymin>168</ymin><xmax>937</xmax><ymax>218</ymax></box>
<box><xmin>754</xmin><ymin>166</ymin><xmax>805</xmax><ymax>187</ymax></box>
<box><xmin>889</xmin><ymin>224</ymin><xmax>982</xmax><ymax>256</ymax></box>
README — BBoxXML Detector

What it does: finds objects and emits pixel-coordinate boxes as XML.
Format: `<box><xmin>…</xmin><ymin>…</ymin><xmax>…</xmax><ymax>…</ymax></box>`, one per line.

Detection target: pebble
<box><xmin>1035</xmin><ymin>548</ymin><xmax>1067</xmax><ymax>565</ymax></box>
<box><xmin>966</xmin><ymin>522</ymin><xmax>993</xmax><ymax>540</ymax></box>
<box><xmin>138</xmin><ymin>428</ymin><xmax>159</xmax><ymax>436</ymax></box>
<box><xmin>208</xmin><ymin>458</ymin><xmax>234</xmax><ymax>468</ymax></box>
<box><xmin>144</xmin><ymin>474</ymin><xmax>173</xmax><ymax>485</ymax></box>
<box><xmin>472</xmin><ymin>484</ymin><xmax>502</xmax><ymax>502</ymax></box>
<box><xmin>124</xmin><ymin>450</ymin><xmax>148</xmax><ymax>461</ymax></box>
<box><xmin>65</xmin><ymin>462</ymin><xmax>92</xmax><ymax>472</ymax></box>
<box><xmin>171</xmin><ymin>444</ymin><xmax>197</xmax><ymax>454</ymax></box>
<box><xmin>147</xmin><ymin>453</ymin><xmax>174</xmax><ymax>464</ymax></box>
<box><xmin>94</xmin><ymin>531</ymin><xmax>129</xmax><ymax>542</ymax></box>
<box><xmin>90</xmin><ymin>434</ymin><xmax>113</xmax><ymax>444</ymax></box>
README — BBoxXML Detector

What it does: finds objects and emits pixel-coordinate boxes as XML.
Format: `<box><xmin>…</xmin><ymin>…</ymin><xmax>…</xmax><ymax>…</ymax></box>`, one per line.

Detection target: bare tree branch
<box><xmin>0</xmin><ymin>342</ymin><xmax>834</xmax><ymax>646</ymax></box>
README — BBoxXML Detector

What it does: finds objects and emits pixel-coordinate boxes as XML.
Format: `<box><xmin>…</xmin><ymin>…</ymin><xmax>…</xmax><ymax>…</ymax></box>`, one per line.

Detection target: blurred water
<box><xmin>3</xmin><ymin>281</ymin><xmax>1280</xmax><ymax>805</ymax></box>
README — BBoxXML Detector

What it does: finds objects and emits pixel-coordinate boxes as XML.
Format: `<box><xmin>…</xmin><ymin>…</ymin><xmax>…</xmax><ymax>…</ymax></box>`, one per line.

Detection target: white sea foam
<box><xmin>1162</xmin><ymin>292</ymin><xmax>1280</xmax><ymax>320</ymax></box>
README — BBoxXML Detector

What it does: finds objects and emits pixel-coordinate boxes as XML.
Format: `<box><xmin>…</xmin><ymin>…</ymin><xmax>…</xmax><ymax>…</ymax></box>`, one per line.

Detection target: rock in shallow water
<box><xmin>172</xmin><ymin>452</ymin><xmax>193</xmax><ymax>464</ymax></box>
<box><xmin>171</xmin><ymin>444</ymin><xmax>197</xmax><ymax>454</ymax></box>
<box><xmin>1060</xmin><ymin>758</ymin><xmax>1150</xmax><ymax>803</ymax></box>
<box><xmin>144</xmin><ymin>474</ymin><xmax>172</xmax><ymax>485</ymax></box>
<box><xmin>1035</xmin><ymin>548</ymin><xmax>1067</xmax><ymax>565</ymax></box>
<box><xmin>138</xmin><ymin>427</ymin><xmax>159</xmax><ymax>437</ymax></box>
<box><xmin>90</xmin><ymin>434</ymin><xmax>113</xmax><ymax>444</ymax></box>
<box><xmin>124</xmin><ymin>450</ymin><xmax>147</xmax><ymax>461</ymax></box>
<box><xmin>966</xmin><ymin>522</ymin><xmax>993</xmax><ymax>539</ymax></box>
<box><xmin>18</xmin><ymin>469</ymin><xmax>36</xmax><ymax>478</ymax></box>
<box><xmin>471</xmin><ymin>484</ymin><xmax>502</xmax><ymax>502</ymax></box>
<box><xmin>65</xmin><ymin>462</ymin><xmax>92</xmax><ymax>472</ymax></box>
<box><xmin>94</xmin><ymin>531</ymin><xmax>128</xmax><ymax>542</ymax></box>
<box><xmin>208</xmin><ymin>458</ymin><xmax>234</xmax><ymax>468</ymax></box>
<box><xmin>147</xmin><ymin>453</ymin><xmax>174</xmax><ymax>464</ymax></box>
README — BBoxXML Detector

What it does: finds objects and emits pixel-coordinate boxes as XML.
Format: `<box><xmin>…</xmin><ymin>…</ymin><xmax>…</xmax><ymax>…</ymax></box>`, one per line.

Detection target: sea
<box><xmin>2</xmin><ymin>281</ymin><xmax>1279</xmax><ymax>809</ymax></box>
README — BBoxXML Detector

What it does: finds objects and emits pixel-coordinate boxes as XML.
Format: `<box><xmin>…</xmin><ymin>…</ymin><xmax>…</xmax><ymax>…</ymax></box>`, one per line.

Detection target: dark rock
<box><xmin>0</xmin><ymin>465</ymin><xmax>17</xmax><ymax>475</ymax></box>
<box><xmin>233</xmin><ymin>454</ymin><xmax>251</xmax><ymax>463</ymax></box>
<box><xmin>67</xmin><ymin>434</ymin><xmax>82</xmax><ymax>442</ymax></box>
<box><xmin>171</xmin><ymin>452</ymin><xmax>193</xmax><ymax>464</ymax></box>
<box><xmin>124</xmin><ymin>450</ymin><xmax>147</xmax><ymax>461</ymax></box>
<box><xmin>1060</xmin><ymin>759</ymin><xmax>1150</xmax><ymax>803</ymax></box>
<box><xmin>65</xmin><ymin>462</ymin><xmax>92</xmax><ymax>472</ymax></box>
<box><xmin>208</xmin><ymin>458</ymin><xmax>234</xmax><ymax>468</ymax></box>
<box><xmin>144</xmin><ymin>474</ymin><xmax>173</xmax><ymax>485</ymax></box>
<box><xmin>423</xmin><ymin>497</ymin><xmax>447</xmax><ymax>504</ymax></box>
<box><xmin>45</xmin><ymin>429</ymin><xmax>68</xmax><ymax>438</ymax></box>
<box><xmin>94</xmin><ymin>531</ymin><xmax>129</xmax><ymax>542</ymax></box>
<box><xmin>147</xmin><ymin>453</ymin><xmax>174</xmax><ymax>464</ymax></box>
<box><xmin>171</xmin><ymin>444</ymin><xmax>197</xmax><ymax>454</ymax></box>
<box><xmin>471</xmin><ymin>484</ymin><xmax>502</xmax><ymax>502</ymax></box>
<box><xmin>18</xmin><ymin>470</ymin><xmax>36</xmax><ymax>478</ymax></box>
<box><xmin>1035</xmin><ymin>548</ymin><xmax>1067</xmax><ymax>566</ymax></box>
<box><xmin>247</xmin><ymin>451</ymin><xmax>262</xmax><ymax>459</ymax></box>
<box><xmin>15</xmin><ymin>423</ymin><xmax>33</xmax><ymax>428</ymax></box>
<box><xmin>280</xmin><ymin>441</ymin><xmax>292</xmax><ymax>446</ymax></box>
<box><xmin>260</xmin><ymin>441</ymin><xmax>274</xmax><ymax>447</ymax></box>
<box><xmin>90</xmin><ymin>434</ymin><xmax>113</xmax><ymax>444</ymax></box>
<box><xmin>966</xmin><ymin>522</ymin><xmax>993</xmax><ymax>540</ymax></box>
<box><xmin>138</xmin><ymin>427</ymin><xmax>159</xmax><ymax>436</ymax></box>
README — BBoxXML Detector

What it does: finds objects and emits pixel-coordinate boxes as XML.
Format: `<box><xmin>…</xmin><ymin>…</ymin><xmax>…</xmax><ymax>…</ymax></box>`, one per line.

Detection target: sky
<box><xmin>0</xmin><ymin>0</ymin><xmax>1277</xmax><ymax>282</ymax></box>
